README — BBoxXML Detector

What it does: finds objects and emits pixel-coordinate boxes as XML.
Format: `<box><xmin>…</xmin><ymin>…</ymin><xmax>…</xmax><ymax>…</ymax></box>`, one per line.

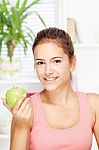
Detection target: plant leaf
<box><xmin>35</xmin><ymin>11</ymin><xmax>46</xmax><ymax>27</ymax></box>
<box><xmin>15</xmin><ymin>0</ymin><xmax>20</xmax><ymax>9</ymax></box>
<box><xmin>20</xmin><ymin>0</ymin><xmax>28</xmax><ymax>14</ymax></box>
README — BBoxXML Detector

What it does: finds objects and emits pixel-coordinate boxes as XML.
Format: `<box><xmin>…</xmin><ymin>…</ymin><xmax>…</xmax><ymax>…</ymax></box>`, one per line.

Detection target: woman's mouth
<box><xmin>44</xmin><ymin>77</ymin><xmax>58</xmax><ymax>83</ymax></box>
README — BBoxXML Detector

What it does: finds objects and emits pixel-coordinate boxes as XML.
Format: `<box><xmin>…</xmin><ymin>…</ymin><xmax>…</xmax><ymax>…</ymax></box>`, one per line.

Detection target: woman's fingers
<box><xmin>1</xmin><ymin>94</ymin><xmax>33</xmax><ymax>128</ymax></box>
<box><xmin>12</xmin><ymin>99</ymin><xmax>32</xmax><ymax>128</ymax></box>
<box><xmin>26</xmin><ymin>107</ymin><xmax>32</xmax><ymax>120</ymax></box>
<box><xmin>12</xmin><ymin>94</ymin><xmax>27</xmax><ymax>111</ymax></box>
<box><xmin>12</xmin><ymin>96</ymin><xmax>32</xmax><ymax>121</ymax></box>
<box><xmin>22</xmin><ymin>104</ymin><xmax>32</xmax><ymax>119</ymax></box>
<box><xmin>16</xmin><ymin>97</ymin><xmax>31</xmax><ymax>113</ymax></box>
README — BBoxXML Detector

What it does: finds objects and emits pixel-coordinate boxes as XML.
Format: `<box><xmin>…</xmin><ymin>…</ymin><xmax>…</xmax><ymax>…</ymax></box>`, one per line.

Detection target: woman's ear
<box><xmin>70</xmin><ymin>55</ymin><xmax>76</xmax><ymax>71</ymax></box>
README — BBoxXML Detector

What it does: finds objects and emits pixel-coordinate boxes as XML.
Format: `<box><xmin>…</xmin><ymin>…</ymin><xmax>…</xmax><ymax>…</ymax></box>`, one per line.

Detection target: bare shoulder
<box><xmin>87</xmin><ymin>93</ymin><xmax>99</xmax><ymax>147</ymax></box>
<box><xmin>87</xmin><ymin>92</ymin><xmax>99</xmax><ymax>108</ymax></box>
<box><xmin>86</xmin><ymin>93</ymin><xmax>99</xmax><ymax>122</ymax></box>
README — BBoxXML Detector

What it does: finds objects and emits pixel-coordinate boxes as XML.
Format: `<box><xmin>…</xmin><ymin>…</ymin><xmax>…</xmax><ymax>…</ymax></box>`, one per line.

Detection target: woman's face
<box><xmin>34</xmin><ymin>42</ymin><xmax>76</xmax><ymax>91</ymax></box>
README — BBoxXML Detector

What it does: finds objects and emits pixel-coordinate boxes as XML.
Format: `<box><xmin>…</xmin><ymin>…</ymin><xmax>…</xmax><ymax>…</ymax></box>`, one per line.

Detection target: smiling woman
<box><xmin>3</xmin><ymin>27</ymin><xmax>99</xmax><ymax>150</ymax></box>
<box><xmin>34</xmin><ymin>42</ymin><xmax>75</xmax><ymax>91</ymax></box>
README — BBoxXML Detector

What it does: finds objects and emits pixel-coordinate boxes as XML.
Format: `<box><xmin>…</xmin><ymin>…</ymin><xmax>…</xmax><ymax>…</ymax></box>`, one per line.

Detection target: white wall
<box><xmin>57</xmin><ymin>0</ymin><xmax>99</xmax><ymax>44</ymax></box>
<box><xmin>75</xmin><ymin>45</ymin><xmax>99</xmax><ymax>93</ymax></box>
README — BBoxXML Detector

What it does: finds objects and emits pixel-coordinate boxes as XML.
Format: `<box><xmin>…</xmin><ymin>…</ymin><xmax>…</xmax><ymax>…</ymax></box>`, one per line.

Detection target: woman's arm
<box><xmin>3</xmin><ymin>94</ymin><xmax>33</xmax><ymax>150</ymax></box>
<box><xmin>10</xmin><ymin>119</ymin><xmax>30</xmax><ymax>150</ymax></box>
<box><xmin>92</xmin><ymin>94</ymin><xmax>99</xmax><ymax>148</ymax></box>
<box><xmin>10</xmin><ymin>117</ymin><xmax>15</xmax><ymax>145</ymax></box>
<box><xmin>88</xmin><ymin>93</ymin><xmax>99</xmax><ymax>148</ymax></box>
<box><xmin>10</xmin><ymin>95</ymin><xmax>33</xmax><ymax>150</ymax></box>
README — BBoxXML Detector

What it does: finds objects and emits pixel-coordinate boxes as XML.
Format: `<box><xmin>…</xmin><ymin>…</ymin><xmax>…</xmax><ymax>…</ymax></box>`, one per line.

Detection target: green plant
<box><xmin>0</xmin><ymin>0</ymin><xmax>45</xmax><ymax>62</ymax></box>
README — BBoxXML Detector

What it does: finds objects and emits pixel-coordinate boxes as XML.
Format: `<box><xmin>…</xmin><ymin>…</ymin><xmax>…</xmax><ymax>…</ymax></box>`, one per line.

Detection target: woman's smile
<box><xmin>43</xmin><ymin>76</ymin><xmax>59</xmax><ymax>83</ymax></box>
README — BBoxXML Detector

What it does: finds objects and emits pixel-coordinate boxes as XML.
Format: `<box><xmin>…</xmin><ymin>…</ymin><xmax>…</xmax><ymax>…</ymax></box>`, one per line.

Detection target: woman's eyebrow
<box><xmin>51</xmin><ymin>57</ymin><xmax>63</xmax><ymax>60</ymax></box>
<box><xmin>35</xmin><ymin>59</ymin><xmax>44</xmax><ymax>61</ymax></box>
<box><xmin>35</xmin><ymin>57</ymin><xmax>63</xmax><ymax>61</ymax></box>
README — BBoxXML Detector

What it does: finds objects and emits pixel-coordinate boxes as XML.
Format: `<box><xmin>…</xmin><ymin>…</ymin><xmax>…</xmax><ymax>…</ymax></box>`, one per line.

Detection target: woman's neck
<box><xmin>40</xmin><ymin>83</ymin><xmax>75</xmax><ymax>105</ymax></box>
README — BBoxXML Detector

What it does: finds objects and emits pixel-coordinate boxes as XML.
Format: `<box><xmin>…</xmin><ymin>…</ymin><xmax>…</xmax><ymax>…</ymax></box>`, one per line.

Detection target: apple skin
<box><xmin>6</xmin><ymin>87</ymin><xmax>26</xmax><ymax>108</ymax></box>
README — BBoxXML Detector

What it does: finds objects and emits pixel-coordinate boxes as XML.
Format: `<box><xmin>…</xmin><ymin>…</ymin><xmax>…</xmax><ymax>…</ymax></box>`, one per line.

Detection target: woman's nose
<box><xmin>45</xmin><ymin>63</ymin><xmax>53</xmax><ymax>75</ymax></box>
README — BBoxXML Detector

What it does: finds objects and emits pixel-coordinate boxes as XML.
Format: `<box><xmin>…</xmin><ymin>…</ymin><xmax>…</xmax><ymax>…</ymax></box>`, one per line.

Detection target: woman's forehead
<box><xmin>34</xmin><ymin>43</ymin><xmax>69</xmax><ymax>62</ymax></box>
<box><xmin>34</xmin><ymin>43</ymin><xmax>66</xmax><ymax>57</ymax></box>
<box><xmin>34</xmin><ymin>42</ymin><xmax>65</xmax><ymax>52</ymax></box>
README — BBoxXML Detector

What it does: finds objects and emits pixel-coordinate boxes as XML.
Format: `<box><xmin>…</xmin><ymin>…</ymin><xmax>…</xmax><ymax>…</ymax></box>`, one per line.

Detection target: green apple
<box><xmin>6</xmin><ymin>87</ymin><xmax>26</xmax><ymax>108</ymax></box>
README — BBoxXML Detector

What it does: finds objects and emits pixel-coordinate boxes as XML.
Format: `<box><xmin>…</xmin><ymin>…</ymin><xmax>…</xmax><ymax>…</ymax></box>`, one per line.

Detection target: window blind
<box><xmin>0</xmin><ymin>0</ymin><xmax>56</xmax><ymax>80</ymax></box>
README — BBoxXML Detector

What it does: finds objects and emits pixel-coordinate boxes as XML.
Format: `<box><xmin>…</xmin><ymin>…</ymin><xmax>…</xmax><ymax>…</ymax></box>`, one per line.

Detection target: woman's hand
<box><xmin>2</xmin><ymin>94</ymin><xmax>33</xmax><ymax>130</ymax></box>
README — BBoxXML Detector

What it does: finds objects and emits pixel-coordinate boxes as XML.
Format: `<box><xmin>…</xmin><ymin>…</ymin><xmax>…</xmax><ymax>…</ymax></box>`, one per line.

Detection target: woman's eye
<box><xmin>36</xmin><ymin>61</ymin><xmax>44</xmax><ymax>65</ymax></box>
<box><xmin>54</xmin><ymin>60</ymin><xmax>61</xmax><ymax>63</ymax></box>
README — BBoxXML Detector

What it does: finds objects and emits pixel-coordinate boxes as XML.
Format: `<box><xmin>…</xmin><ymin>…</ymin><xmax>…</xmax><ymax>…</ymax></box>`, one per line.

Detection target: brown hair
<box><xmin>32</xmin><ymin>27</ymin><xmax>74</xmax><ymax>59</ymax></box>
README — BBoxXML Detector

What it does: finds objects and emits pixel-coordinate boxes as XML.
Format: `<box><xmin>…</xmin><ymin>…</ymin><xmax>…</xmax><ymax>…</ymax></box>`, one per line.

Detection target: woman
<box><xmin>3</xmin><ymin>27</ymin><xmax>99</xmax><ymax>150</ymax></box>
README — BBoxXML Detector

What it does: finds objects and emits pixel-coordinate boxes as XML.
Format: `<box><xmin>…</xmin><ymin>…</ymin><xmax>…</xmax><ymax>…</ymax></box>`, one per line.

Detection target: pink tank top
<box><xmin>29</xmin><ymin>92</ymin><xmax>93</xmax><ymax>150</ymax></box>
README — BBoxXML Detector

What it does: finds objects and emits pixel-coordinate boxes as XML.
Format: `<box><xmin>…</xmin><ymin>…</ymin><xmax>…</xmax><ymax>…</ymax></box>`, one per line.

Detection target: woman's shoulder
<box><xmin>77</xmin><ymin>91</ymin><xmax>99</xmax><ymax>123</ymax></box>
<box><xmin>77</xmin><ymin>91</ymin><xmax>99</xmax><ymax>106</ymax></box>
<box><xmin>87</xmin><ymin>92</ymin><xmax>99</xmax><ymax>107</ymax></box>
<box><xmin>86</xmin><ymin>92</ymin><xmax>99</xmax><ymax>123</ymax></box>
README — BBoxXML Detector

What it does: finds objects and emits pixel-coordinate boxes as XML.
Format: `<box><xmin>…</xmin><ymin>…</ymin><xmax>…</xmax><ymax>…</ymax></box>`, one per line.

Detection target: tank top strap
<box><xmin>31</xmin><ymin>93</ymin><xmax>44</xmax><ymax>124</ymax></box>
<box><xmin>76</xmin><ymin>91</ymin><xmax>94</xmax><ymax>127</ymax></box>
